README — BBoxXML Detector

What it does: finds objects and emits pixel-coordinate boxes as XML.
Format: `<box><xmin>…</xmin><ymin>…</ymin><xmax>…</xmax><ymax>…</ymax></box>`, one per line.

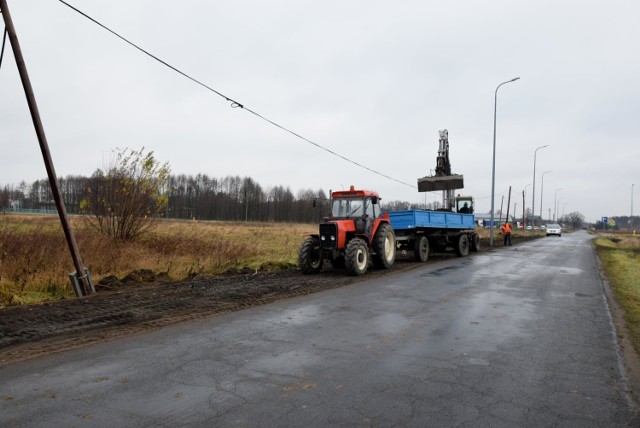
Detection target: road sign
<box><xmin>602</xmin><ymin>216</ymin><xmax>608</xmax><ymax>224</ymax></box>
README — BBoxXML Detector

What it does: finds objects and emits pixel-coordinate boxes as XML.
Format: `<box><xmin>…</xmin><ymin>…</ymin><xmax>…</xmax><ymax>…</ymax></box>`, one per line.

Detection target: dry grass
<box><xmin>0</xmin><ymin>214</ymin><xmax>314</xmax><ymax>306</ymax></box>
<box><xmin>594</xmin><ymin>235</ymin><xmax>640</xmax><ymax>355</ymax></box>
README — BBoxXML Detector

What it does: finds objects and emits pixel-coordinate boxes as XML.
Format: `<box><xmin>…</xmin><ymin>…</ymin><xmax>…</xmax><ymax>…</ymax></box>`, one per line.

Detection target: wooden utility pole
<box><xmin>1</xmin><ymin>0</ymin><xmax>93</xmax><ymax>296</ymax></box>
<box><xmin>499</xmin><ymin>196</ymin><xmax>504</xmax><ymax>224</ymax></box>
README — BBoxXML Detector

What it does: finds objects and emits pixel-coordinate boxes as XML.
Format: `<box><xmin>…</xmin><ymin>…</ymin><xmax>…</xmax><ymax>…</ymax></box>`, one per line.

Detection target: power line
<box><xmin>56</xmin><ymin>0</ymin><xmax>417</xmax><ymax>189</ymax></box>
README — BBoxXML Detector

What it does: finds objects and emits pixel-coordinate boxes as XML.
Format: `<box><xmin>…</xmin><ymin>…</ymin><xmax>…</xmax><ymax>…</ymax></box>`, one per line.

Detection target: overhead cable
<box><xmin>56</xmin><ymin>0</ymin><xmax>417</xmax><ymax>189</ymax></box>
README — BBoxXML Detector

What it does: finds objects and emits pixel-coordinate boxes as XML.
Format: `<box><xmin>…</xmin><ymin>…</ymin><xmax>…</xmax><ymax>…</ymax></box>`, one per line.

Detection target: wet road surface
<box><xmin>1</xmin><ymin>230</ymin><xmax>638</xmax><ymax>426</ymax></box>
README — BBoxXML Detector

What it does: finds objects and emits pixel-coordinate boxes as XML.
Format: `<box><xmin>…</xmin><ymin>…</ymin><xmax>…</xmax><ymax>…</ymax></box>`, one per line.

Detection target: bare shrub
<box><xmin>81</xmin><ymin>148</ymin><xmax>170</xmax><ymax>241</ymax></box>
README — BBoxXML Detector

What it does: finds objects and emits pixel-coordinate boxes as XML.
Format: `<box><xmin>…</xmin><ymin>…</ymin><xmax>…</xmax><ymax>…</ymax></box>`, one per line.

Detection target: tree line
<box><xmin>0</xmin><ymin>175</ymin><xmax>441</xmax><ymax>224</ymax></box>
<box><xmin>1</xmin><ymin>175</ymin><xmax>324</xmax><ymax>223</ymax></box>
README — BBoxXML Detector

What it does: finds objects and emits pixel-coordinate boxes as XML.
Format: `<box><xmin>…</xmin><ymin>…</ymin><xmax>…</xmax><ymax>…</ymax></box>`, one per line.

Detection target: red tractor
<box><xmin>298</xmin><ymin>186</ymin><xmax>395</xmax><ymax>276</ymax></box>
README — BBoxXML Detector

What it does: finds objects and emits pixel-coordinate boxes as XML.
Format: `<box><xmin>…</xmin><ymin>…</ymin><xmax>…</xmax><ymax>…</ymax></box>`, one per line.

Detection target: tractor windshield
<box><xmin>332</xmin><ymin>198</ymin><xmax>364</xmax><ymax>218</ymax></box>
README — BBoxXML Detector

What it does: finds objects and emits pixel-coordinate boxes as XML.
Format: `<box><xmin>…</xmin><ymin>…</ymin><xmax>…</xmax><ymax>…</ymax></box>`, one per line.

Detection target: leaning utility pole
<box><xmin>1</xmin><ymin>0</ymin><xmax>94</xmax><ymax>296</ymax></box>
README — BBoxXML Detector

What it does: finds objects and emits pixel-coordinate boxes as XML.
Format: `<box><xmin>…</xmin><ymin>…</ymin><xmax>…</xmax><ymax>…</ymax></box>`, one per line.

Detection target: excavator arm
<box><xmin>417</xmin><ymin>129</ymin><xmax>464</xmax><ymax>209</ymax></box>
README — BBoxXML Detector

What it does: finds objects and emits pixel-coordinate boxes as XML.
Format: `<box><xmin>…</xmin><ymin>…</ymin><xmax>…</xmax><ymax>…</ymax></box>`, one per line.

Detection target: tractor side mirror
<box><xmin>371</xmin><ymin>196</ymin><xmax>378</xmax><ymax>204</ymax></box>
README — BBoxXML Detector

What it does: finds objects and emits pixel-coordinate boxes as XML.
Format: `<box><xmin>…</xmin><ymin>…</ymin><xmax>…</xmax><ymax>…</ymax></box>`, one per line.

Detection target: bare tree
<box><xmin>562</xmin><ymin>211</ymin><xmax>585</xmax><ymax>230</ymax></box>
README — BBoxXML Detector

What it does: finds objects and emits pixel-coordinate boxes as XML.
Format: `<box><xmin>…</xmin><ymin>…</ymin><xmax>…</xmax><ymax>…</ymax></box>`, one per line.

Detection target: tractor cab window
<box><xmin>332</xmin><ymin>198</ymin><xmax>364</xmax><ymax>218</ymax></box>
<box><xmin>364</xmin><ymin>198</ymin><xmax>375</xmax><ymax>218</ymax></box>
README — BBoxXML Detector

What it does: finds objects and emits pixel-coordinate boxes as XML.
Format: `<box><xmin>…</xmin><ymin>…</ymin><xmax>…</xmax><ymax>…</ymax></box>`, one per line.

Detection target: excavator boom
<box><xmin>416</xmin><ymin>129</ymin><xmax>464</xmax><ymax>209</ymax></box>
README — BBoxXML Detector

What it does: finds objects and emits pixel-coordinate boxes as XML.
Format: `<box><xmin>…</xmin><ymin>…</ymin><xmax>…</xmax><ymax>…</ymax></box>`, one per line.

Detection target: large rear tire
<box><xmin>372</xmin><ymin>223</ymin><xmax>395</xmax><ymax>269</ymax></box>
<box><xmin>455</xmin><ymin>234</ymin><xmax>470</xmax><ymax>257</ymax></box>
<box><xmin>345</xmin><ymin>238</ymin><xmax>369</xmax><ymax>276</ymax></box>
<box><xmin>298</xmin><ymin>237</ymin><xmax>323</xmax><ymax>274</ymax></box>
<box><xmin>413</xmin><ymin>236</ymin><xmax>429</xmax><ymax>262</ymax></box>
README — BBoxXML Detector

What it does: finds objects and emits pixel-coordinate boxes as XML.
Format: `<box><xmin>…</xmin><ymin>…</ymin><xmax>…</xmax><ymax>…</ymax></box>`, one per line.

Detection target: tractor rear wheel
<box><xmin>455</xmin><ymin>234</ymin><xmax>470</xmax><ymax>257</ymax></box>
<box><xmin>372</xmin><ymin>223</ymin><xmax>395</xmax><ymax>269</ymax></box>
<box><xmin>414</xmin><ymin>236</ymin><xmax>429</xmax><ymax>262</ymax></box>
<box><xmin>298</xmin><ymin>237</ymin><xmax>323</xmax><ymax>274</ymax></box>
<box><xmin>345</xmin><ymin>238</ymin><xmax>369</xmax><ymax>276</ymax></box>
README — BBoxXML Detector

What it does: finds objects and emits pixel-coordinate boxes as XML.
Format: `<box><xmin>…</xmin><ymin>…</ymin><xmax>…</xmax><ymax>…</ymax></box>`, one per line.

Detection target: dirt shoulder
<box><xmin>0</xmin><ymin>257</ymin><xmax>432</xmax><ymax>367</ymax></box>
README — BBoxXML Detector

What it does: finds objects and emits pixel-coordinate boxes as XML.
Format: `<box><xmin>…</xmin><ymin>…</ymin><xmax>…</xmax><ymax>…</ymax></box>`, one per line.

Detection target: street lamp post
<box><xmin>556</xmin><ymin>197</ymin><xmax>564</xmax><ymax>222</ymax></box>
<box><xmin>490</xmin><ymin>77</ymin><xmax>520</xmax><ymax>247</ymax></box>
<box><xmin>523</xmin><ymin>184</ymin><xmax>530</xmax><ymax>227</ymax></box>
<box><xmin>554</xmin><ymin>188</ymin><xmax>562</xmax><ymax>221</ymax></box>
<box><xmin>540</xmin><ymin>171</ymin><xmax>551</xmax><ymax>223</ymax></box>
<box><xmin>530</xmin><ymin>145</ymin><xmax>549</xmax><ymax>235</ymax></box>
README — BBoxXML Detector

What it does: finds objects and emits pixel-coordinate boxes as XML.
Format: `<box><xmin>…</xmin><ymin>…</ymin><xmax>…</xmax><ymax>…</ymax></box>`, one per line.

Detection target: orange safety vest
<box><xmin>501</xmin><ymin>223</ymin><xmax>512</xmax><ymax>234</ymax></box>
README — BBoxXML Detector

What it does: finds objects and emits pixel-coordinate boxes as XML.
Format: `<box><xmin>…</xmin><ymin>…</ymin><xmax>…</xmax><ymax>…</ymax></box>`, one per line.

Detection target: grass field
<box><xmin>594</xmin><ymin>234</ymin><xmax>640</xmax><ymax>355</ymax></box>
<box><xmin>0</xmin><ymin>214</ymin><xmax>315</xmax><ymax>306</ymax></box>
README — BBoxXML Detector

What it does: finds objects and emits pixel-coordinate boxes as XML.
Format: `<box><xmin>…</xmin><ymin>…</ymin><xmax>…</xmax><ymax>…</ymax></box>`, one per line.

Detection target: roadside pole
<box><xmin>1</xmin><ymin>0</ymin><xmax>94</xmax><ymax>296</ymax></box>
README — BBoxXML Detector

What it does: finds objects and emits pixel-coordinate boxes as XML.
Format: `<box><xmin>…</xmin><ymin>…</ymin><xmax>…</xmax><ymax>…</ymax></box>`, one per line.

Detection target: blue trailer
<box><xmin>386</xmin><ymin>202</ymin><xmax>479</xmax><ymax>262</ymax></box>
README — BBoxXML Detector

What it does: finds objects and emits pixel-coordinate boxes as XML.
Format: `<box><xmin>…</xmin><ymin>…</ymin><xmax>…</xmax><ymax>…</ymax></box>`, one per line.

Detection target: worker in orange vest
<box><xmin>501</xmin><ymin>222</ymin><xmax>512</xmax><ymax>246</ymax></box>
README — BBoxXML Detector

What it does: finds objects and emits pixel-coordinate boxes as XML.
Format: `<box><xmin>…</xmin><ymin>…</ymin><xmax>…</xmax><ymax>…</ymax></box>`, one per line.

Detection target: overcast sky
<box><xmin>1</xmin><ymin>0</ymin><xmax>638</xmax><ymax>223</ymax></box>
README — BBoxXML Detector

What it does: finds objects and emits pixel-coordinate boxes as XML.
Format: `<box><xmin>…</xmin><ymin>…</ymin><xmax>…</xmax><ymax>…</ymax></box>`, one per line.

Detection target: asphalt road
<box><xmin>1</xmin><ymin>230</ymin><xmax>638</xmax><ymax>427</ymax></box>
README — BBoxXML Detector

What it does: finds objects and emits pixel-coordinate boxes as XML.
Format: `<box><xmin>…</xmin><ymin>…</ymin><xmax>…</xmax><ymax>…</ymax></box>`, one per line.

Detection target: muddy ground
<box><xmin>0</xmin><ymin>236</ymin><xmax>547</xmax><ymax>367</ymax></box>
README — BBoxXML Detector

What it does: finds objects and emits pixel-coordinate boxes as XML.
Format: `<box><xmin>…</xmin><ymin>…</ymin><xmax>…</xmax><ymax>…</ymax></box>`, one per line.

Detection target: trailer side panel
<box><xmin>387</xmin><ymin>210</ymin><xmax>475</xmax><ymax>231</ymax></box>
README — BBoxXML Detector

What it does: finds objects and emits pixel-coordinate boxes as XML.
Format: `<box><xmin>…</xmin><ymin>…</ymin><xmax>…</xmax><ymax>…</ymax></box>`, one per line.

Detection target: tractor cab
<box><xmin>331</xmin><ymin>190</ymin><xmax>380</xmax><ymax>220</ymax></box>
<box><xmin>330</xmin><ymin>186</ymin><xmax>382</xmax><ymax>237</ymax></box>
<box><xmin>455</xmin><ymin>195</ymin><xmax>474</xmax><ymax>214</ymax></box>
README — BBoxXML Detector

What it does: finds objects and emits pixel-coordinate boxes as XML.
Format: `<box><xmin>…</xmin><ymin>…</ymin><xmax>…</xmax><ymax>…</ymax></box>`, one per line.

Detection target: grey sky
<box><xmin>1</xmin><ymin>0</ymin><xmax>638</xmax><ymax>223</ymax></box>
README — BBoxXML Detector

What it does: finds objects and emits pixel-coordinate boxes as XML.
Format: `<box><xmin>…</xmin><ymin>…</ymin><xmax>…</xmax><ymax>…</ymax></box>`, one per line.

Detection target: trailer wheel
<box><xmin>298</xmin><ymin>237</ymin><xmax>323</xmax><ymax>274</ymax></box>
<box><xmin>413</xmin><ymin>236</ymin><xmax>429</xmax><ymax>262</ymax></box>
<box><xmin>470</xmin><ymin>233</ymin><xmax>480</xmax><ymax>252</ymax></box>
<box><xmin>345</xmin><ymin>238</ymin><xmax>369</xmax><ymax>276</ymax></box>
<box><xmin>372</xmin><ymin>223</ymin><xmax>395</xmax><ymax>269</ymax></box>
<box><xmin>455</xmin><ymin>234</ymin><xmax>470</xmax><ymax>257</ymax></box>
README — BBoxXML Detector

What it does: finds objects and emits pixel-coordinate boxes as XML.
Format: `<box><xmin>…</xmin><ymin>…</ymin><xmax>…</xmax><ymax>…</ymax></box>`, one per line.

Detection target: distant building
<box><xmin>475</xmin><ymin>212</ymin><xmax>517</xmax><ymax>228</ymax></box>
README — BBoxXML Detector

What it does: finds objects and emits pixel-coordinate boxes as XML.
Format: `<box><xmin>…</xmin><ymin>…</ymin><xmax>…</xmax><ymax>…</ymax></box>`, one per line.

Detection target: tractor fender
<box><xmin>371</xmin><ymin>218</ymin><xmax>392</xmax><ymax>239</ymax></box>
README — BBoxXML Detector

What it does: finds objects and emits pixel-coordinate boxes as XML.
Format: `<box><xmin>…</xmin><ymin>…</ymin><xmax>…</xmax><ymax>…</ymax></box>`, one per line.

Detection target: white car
<box><xmin>546</xmin><ymin>224</ymin><xmax>562</xmax><ymax>237</ymax></box>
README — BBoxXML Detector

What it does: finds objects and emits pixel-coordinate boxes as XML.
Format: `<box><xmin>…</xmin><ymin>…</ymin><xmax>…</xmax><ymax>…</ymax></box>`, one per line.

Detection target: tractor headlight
<box><xmin>331</xmin><ymin>235</ymin><xmax>335</xmax><ymax>241</ymax></box>
<box><xmin>321</xmin><ymin>236</ymin><xmax>326</xmax><ymax>241</ymax></box>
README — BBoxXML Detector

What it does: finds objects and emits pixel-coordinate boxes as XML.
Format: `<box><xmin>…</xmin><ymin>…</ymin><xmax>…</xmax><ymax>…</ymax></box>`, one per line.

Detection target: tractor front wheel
<box><xmin>345</xmin><ymin>238</ymin><xmax>369</xmax><ymax>276</ymax></box>
<box><xmin>298</xmin><ymin>237</ymin><xmax>323</xmax><ymax>274</ymax></box>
